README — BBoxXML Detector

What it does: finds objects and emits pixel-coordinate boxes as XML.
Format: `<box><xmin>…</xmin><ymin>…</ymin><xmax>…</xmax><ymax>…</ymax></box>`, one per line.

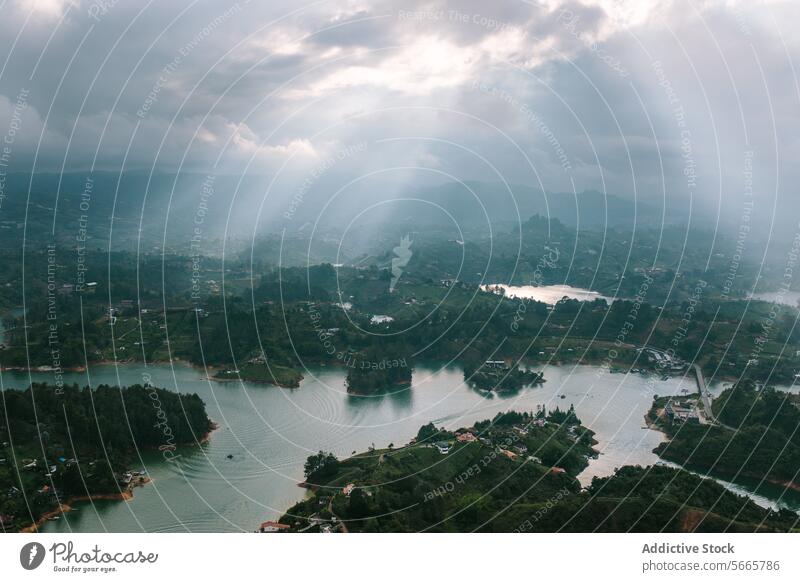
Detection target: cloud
<box><xmin>0</xmin><ymin>0</ymin><xmax>797</xmax><ymax>234</ymax></box>
<box><xmin>15</xmin><ymin>0</ymin><xmax>77</xmax><ymax>18</ymax></box>
<box><xmin>286</xmin><ymin>36</ymin><xmax>478</xmax><ymax>98</ymax></box>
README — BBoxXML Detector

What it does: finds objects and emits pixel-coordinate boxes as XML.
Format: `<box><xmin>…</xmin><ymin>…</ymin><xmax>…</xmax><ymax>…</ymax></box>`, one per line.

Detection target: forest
<box><xmin>281</xmin><ymin>411</ymin><xmax>797</xmax><ymax>532</ymax></box>
<box><xmin>0</xmin><ymin>382</ymin><xmax>212</xmax><ymax>531</ymax></box>
<box><xmin>653</xmin><ymin>381</ymin><xmax>800</xmax><ymax>487</ymax></box>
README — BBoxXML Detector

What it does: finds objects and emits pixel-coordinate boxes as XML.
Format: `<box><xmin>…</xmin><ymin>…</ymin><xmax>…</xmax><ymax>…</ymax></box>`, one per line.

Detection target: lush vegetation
<box><xmin>0</xmin><ymin>383</ymin><xmax>212</xmax><ymax>531</ymax></box>
<box><xmin>4</xmin><ymin>214</ymin><xmax>800</xmax><ymax>390</ymax></box>
<box><xmin>4</xmin><ymin>188</ymin><xmax>800</xmax><ymax>533</ymax></box>
<box><xmin>304</xmin><ymin>451</ymin><xmax>341</xmax><ymax>482</ymax></box>
<box><xmin>213</xmin><ymin>362</ymin><xmax>303</xmax><ymax>387</ymax></box>
<box><xmin>651</xmin><ymin>382</ymin><xmax>800</xmax><ymax>487</ymax></box>
<box><xmin>344</xmin><ymin>347</ymin><xmax>412</xmax><ymax>394</ymax></box>
<box><xmin>558</xmin><ymin>465</ymin><xmax>798</xmax><ymax>533</ymax></box>
<box><xmin>465</xmin><ymin>363</ymin><xmax>544</xmax><ymax>392</ymax></box>
<box><xmin>281</xmin><ymin>411</ymin><xmax>797</xmax><ymax>532</ymax></box>
<box><xmin>280</xmin><ymin>408</ymin><xmax>596</xmax><ymax>532</ymax></box>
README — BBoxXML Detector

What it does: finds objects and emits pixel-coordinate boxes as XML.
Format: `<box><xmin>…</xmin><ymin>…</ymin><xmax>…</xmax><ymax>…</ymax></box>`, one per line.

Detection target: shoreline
<box><xmin>17</xmin><ymin>423</ymin><xmax>218</xmax><ymax>533</ymax></box>
<box><xmin>20</xmin><ymin>477</ymin><xmax>150</xmax><ymax>533</ymax></box>
<box><xmin>2</xmin><ymin>357</ymin><xmax>214</xmax><ymax>375</ymax></box>
<box><xmin>198</xmin><ymin>421</ymin><xmax>220</xmax><ymax>445</ymax></box>
<box><xmin>210</xmin><ymin>373</ymin><xmax>302</xmax><ymax>389</ymax></box>
<box><xmin>646</xmin><ymin>413</ymin><xmax>800</xmax><ymax>499</ymax></box>
<box><xmin>659</xmin><ymin>453</ymin><xmax>800</xmax><ymax>495</ymax></box>
<box><xmin>2</xmin><ymin>359</ymin><xmax>307</xmax><ymax>388</ymax></box>
<box><xmin>658</xmin><ymin>453</ymin><xmax>800</xmax><ymax>495</ymax></box>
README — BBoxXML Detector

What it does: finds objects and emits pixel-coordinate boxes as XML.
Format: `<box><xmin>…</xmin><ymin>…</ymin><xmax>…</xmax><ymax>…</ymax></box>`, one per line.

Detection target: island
<box><xmin>464</xmin><ymin>359</ymin><xmax>545</xmax><ymax>392</ymax></box>
<box><xmin>344</xmin><ymin>348</ymin><xmax>412</xmax><ymax>394</ymax></box>
<box><xmin>213</xmin><ymin>361</ymin><xmax>303</xmax><ymax>388</ymax></box>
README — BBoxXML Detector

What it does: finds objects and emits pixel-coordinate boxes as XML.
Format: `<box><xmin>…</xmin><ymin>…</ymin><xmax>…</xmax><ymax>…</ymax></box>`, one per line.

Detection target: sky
<box><xmin>1</xmin><ymin>0</ymin><xmax>798</xmax><ymax>233</ymax></box>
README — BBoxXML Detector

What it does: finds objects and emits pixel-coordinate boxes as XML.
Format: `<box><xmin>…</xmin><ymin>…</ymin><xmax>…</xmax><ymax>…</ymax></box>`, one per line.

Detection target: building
<box><xmin>434</xmin><ymin>442</ymin><xmax>451</xmax><ymax>455</ymax></box>
<box><xmin>484</xmin><ymin>360</ymin><xmax>507</xmax><ymax>370</ymax></box>
<box><xmin>259</xmin><ymin>521</ymin><xmax>291</xmax><ymax>533</ymax></box>
<box><xmin>342</xmin><ymin>483</ymin><xmax>355</xmax><ymax>496</ymax></box>
<box><xmin>664</xmin><ymin>400</ymin><xmax>700</xmax><ymax>424</ymax></box>
<box><xmin>456</xmin><ymin>432</ymin><xmax>476</xmax><ymax>443</ymax></box>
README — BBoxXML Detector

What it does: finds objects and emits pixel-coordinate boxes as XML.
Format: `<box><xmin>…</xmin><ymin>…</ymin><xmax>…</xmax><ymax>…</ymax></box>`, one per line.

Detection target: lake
<box><xmin>0</xmin><ymin>361</ymin><xmax>722</xmax><ymax>532</ymax></box>
<box><xmin>2</xmin><ymin>355</ymin><xmax>799</xmax><ymax>531</ymax></box>
<box><xmin>482</xmin><ymin>284</ymin><xmax>613</xmax><ymax>305</ymax></box>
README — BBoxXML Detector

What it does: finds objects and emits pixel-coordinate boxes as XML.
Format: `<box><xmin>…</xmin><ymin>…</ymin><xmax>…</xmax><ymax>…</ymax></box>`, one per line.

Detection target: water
<box><xmin>749</xmin><ymin>290</ymin><xmax>800</xmax><ymax>308</ymax></box>
<box><xmin>709</xmin><ymin>380</ymin><xmax>800</xmax><ymax>397</ymax></box>
<box><xmin>482</xmin><ymin>284</ymin><xmax>613</xmax><ymax>305</ymax></box>
<box><xmin>657</xmin><ymin>460</ymin><xmax>800</xmax><ymax>514</ymax></box>
<box><xmin>676</xmin><ymin>379</ymin><xmax>800</xmax><ymax>513</ymax></box>
<box><xmin>1</xmin><ymin>361</ymin><xmax>796</xmax><ymax>531</ymax></box>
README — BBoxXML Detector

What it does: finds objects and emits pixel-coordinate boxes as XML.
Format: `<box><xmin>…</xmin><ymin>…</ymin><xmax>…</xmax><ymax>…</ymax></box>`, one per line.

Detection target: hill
<box><xmin>278</xmin><ymin>410</ymin><xmax>795</xmax><ymax>532</ymax></box>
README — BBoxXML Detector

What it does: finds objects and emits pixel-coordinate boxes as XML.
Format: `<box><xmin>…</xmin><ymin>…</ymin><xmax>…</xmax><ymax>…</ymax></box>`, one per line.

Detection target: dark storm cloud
<box><xmin>0</xmin><ymin>0</ymin><xmax>798</xmax><ymax>234</ymax></box>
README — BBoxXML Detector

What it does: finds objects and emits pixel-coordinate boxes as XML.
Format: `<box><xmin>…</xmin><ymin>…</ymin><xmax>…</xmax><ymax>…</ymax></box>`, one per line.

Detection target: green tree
<box><xmin>303</xmin><ymin>451</ymin><xmax>339</xmax><ymax>481</ymax></box>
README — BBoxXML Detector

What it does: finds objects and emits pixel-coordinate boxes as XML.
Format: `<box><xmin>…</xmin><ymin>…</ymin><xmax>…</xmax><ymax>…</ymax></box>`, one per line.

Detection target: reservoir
<box><xmin>482</xmin><ymin>284</ymin><xmax>613</xmax><ymax>305</ymax></box>
<box><xmin>1</xmin><ymin>360</ymin><xmax>797</xmax><ymax>531</ymax></box>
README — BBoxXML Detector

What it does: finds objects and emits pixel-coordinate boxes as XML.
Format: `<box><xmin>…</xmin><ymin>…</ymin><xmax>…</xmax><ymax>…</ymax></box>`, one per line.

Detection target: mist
<box><xmin>0</xmin><ymin>0</ymin><xmax>798</xmax><ymax>258</ymax></box>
